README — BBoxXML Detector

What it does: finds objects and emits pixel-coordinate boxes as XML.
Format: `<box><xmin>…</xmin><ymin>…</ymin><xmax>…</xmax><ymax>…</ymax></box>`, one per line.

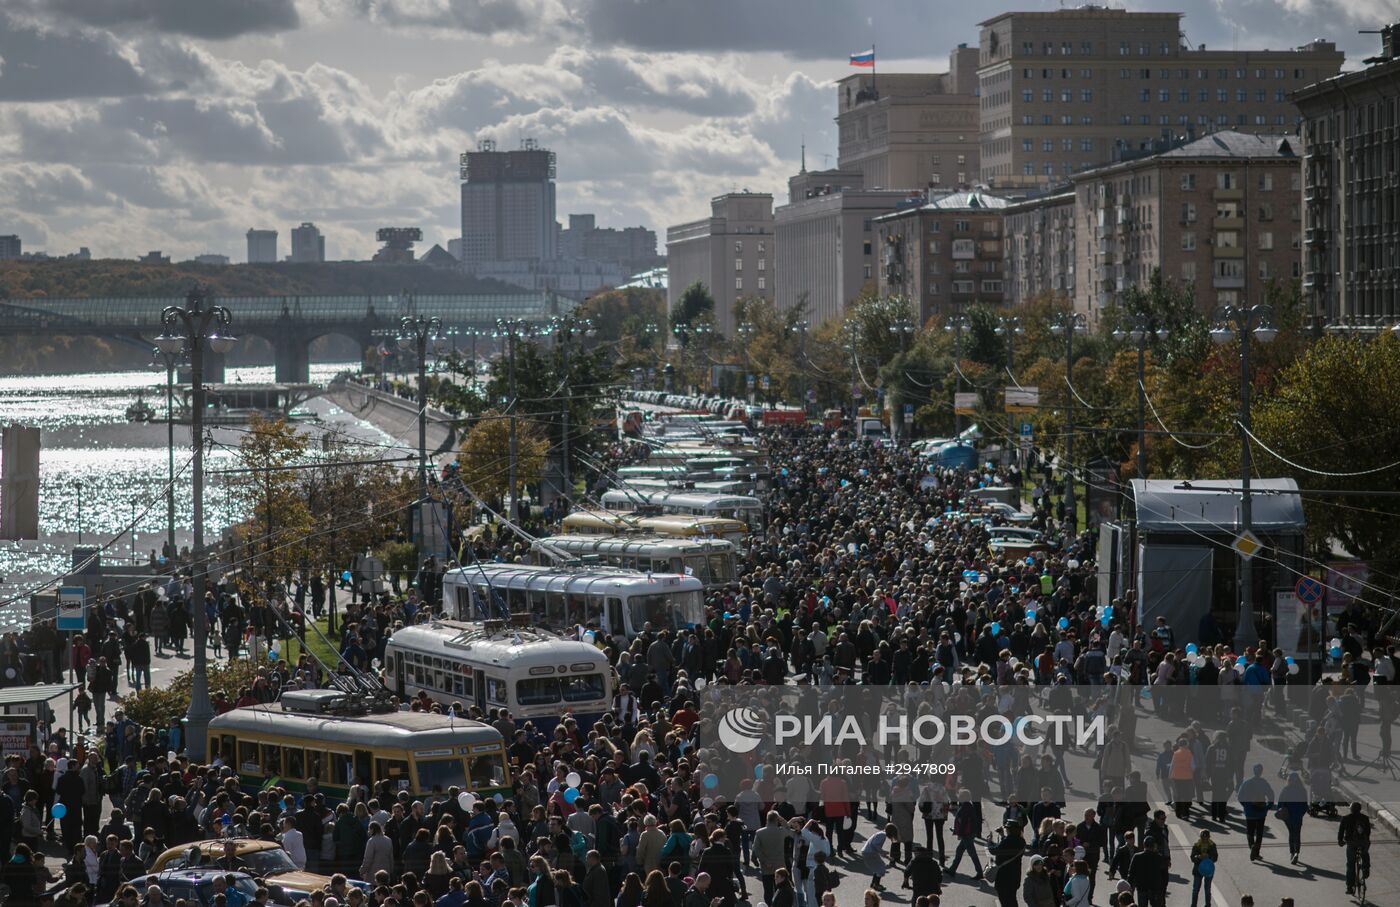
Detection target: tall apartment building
<box><xmin>290</xmin><ymin>222</ymin><xmax>326</xmax><ymax>263</ymax></box>
<box><xmin>774</xmin><ymin>168</ymin><xmax>915</xmax><ymax>325</ymax></box>
<box><xmin>459</xmin><ymin>140</ymin><xmax>557</xmax><ymax>266</ymax></box>
<box><xmin>666</xmin><ymin>193</ymin><xmax>775</xmax><ymax>337</ymax></box>
<box><xmin>874</xmin><ymin>190</ymin><xmax>1010</xmax><ymax>323</ymax></box>
<box><xmin>836</xmin><ymin>45</ymin><xmax>982</xmax><ymax>191</ymax></box>
<box><xmin>976</xmin><ymin>7</ymin><xmax>1343</xmax><ymax>189</ymax></box>
<box><xmin>558</xmin><ymin>214</ymin><xmax>660</xmax><ymax>274</ymax></box>
<box><xmin>1071</xmin><ymin>131</ymin><xmax>1303</xmax><ymax>316</ymax></box>
<box><xmin>1296</xmin><ymin>25</ymin><xmax>1400</xmax><ymax>322</ymax></box>
<box><xmin>0</xmin><ymin>235</ymin><xmax>19</xmax><ymax>259</ymax></box>
<box><xmin>246</xmin><ymin>229</ymin><xmax>277</xmax><ymax>263</ymax></box>
<box><xmin>1003</xmin><ymin>190</ymin><xmax>1077</xmax><ymax>305</ymax></box>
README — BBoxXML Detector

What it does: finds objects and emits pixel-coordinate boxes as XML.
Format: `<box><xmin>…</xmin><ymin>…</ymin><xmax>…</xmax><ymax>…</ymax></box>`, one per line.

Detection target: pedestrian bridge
<box><xmin>0</xmin><ymin>291</ymin><xmax>571</xmax><ymax>382</ymax></box>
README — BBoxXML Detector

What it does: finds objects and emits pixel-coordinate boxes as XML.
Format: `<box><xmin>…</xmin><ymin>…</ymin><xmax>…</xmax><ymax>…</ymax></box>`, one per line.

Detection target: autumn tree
<box><xmin>457</xmin><ymin>410</ymin><xmax>549</xmax><ymax>509</ymax></box>
<box><xmin>231</xmin><ymin>415</ymin><xmax>314</xmax><ymax>581</ymax></box>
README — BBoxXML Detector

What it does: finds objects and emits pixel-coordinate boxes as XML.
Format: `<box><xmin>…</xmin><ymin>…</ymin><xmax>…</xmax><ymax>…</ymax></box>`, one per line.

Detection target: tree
<box><xmin>1253</xmin><ymin>333</ymin><xmax>1400</xmax><ymax>592</ymax></box>
<box><xmin>671</xmin><ymin>281</ymin><xmax>714</xmax><ymax>333</ymax></box>
<box><xmin>456</xmin><ymin>410</ymin><xmax>549</xmax><ymax>509</ymax></box>
<box><xmin>231</xmin><ymin>415</ymin><xmax>314</xmax><ymax>581</ymax></box>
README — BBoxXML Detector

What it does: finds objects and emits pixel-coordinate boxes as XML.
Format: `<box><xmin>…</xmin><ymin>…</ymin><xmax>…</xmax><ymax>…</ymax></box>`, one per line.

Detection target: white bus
<box><xmin>442</xmin><ymin>564</ymin><xmax>707</xmax><ymax>639</ymax></box>
<box><xmin>530</xmin><ymin>535</ymin><xmax>738</xmax><ymax>588</ymax></box>
<box><xmin>598</xmin><ymin>489</ymin><xmax>764</xmax><ymax>528</ymax></box>
<box><xmin>383</xmin><ymin>622</ymin><xmax>613</xmax><ymax>728</ymax></box>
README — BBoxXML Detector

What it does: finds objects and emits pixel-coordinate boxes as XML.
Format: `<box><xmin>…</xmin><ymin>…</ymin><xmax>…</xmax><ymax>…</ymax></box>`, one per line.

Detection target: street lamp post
<box><xmin>1113</xmin><ymin>314</ymin><xmax>1166</xmax><ymax>481</ymax></box>
<box><xmin>943</xmin><ymin>312</ymin><xmax>972</xmax><ymax>435</ymax></box>
<box><xmin>552</xmin><ymin>317</ymin><xmax>595</xmax><ymax>508</ymax></box>
<box><xmin>153</xmin><ymin>347</ymin><xmax>183</xmax><ymax>558</ymax></box>
<box><xmin>996</xmin><ymin>316</ymin><xmax>1024</xmax><ymax>465</ymax></box>
<box><xmin>889</xmin><ymin>319</ymin><xmax>915</xmax><ymax>441</ymax></box>
<box><xmin>1049</xmin><ymin>312</ymin><xmax>1089</xmax><ymax>534</ymax></box>
<box><xmin>156</xmin><ymin>284</ymin><xmax>236</xmax><ymax>761</ymax></box>
<box><xmin>1210</xmin><ymin>303</ymin><xmax>1278</xmax><ymax>655</ymax></box>
<box><xmin>495</xmin><ymin>319</ymin><xmax>535</xmax><ymax>522</ymax></box>
<box><xmin>736</xmin><ymin>322</ymin><xmax>756</xmax><ymax>401</ymax></box>
<box><xmin>75</xmin><ymin>480</ymin><xmax>83</xmax><ymax>546</ymax></box>
<box><xmin>396</xmin><ymin>312</ymin><xmax>445</xmax><ymax>516</ymax></box>
<box><xmin>790</xmin><ymin>321</ymin><xmax>811</xmax><ymax>413</ymax></box>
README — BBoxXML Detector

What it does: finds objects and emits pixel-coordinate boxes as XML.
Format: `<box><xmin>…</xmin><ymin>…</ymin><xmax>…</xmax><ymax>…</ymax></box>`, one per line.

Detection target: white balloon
<box><xmin>565</xmin><ymin>772</ymin><xmax>582</xmax><ymax>789</ymax></box>
<box><xmin>167</xmin><ymin>750</ymin><xmax>177</xmax><ymax>762</ymax></box>
<box><xmin>458</xmin><ymin>791</ymin><xmax>476</xmax><ymax>811</ymax></box>
<box><xmin>1288</xmin><ymin>663</ymin><xmax>1300</xmax><ymax>676</ymax></box>
<box><xmin>3</xmin><ymin>668</ymin><xmax>14</xmax><ymax>679</ymax></box>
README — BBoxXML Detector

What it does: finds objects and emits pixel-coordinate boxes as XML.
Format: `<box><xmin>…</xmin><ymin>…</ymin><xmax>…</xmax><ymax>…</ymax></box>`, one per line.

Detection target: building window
<box><xmin>1082</xmin><ymin>42</ymin><xmax>1093</xmax><ymax>54</ymax></box>
<box><xmin>1258</xmin><ymin>261</ymin><xmax>1271</xmax><ymax>280</ymax></box>
<box><xmin>1181</xmin><ymin>261</ymin><xmax>1196</xmax><ymax>281</ymax></box>
<box><xmin>930</xmin><ymin>221</ymin><xmax>941</xmax><ymax>233</ymax></box>
<box><xmin>1217</xmin><ymin>172</ymin><xmax>1237</xmax><ymax>189</ymax></box>
<box><xmin>1024</xmin><ymin>162</ymin><xmax>1035</xmax><ymax>175</ymax></box>
<box><xmin>1061</xmin><ymin>90</ymin><xmax>1072</xmax><ymax>102</ymax></box>
<box><xmin>1180</xmin><ymin>173</ymin><xmax>1195</xmax><ymax>190</ymax></box>
<box><xmin>1258</xmin><ymin>203</ymin><xmax>1274</xmax><ymax>221</ymax></box>
<box><xmin>954</xmin><ymin>261</ymin><xmax>971</xmax><ymax>273</ymax></box>
<box><xmin>735</xmin><ymin>277</ymin><xmax>742</xmax><ymax>290</ymax></box>
<box><xmin>863</xmin><ymin>240</ymin><xmax>872</xmax><ymax>255</ymax></box>
<box><xmin>733</xmin><ymin>241</ymin><xmax>742</xmax><ymax>253</ymax></box>
<box><xmin>952</xmin><ymin>280</ymin><xmax>975</xmax><ymax>294</ymax></box>
<box><xmin>1022</xmin><ymin>41</ymin><xmax>1034</xmax><ymax>54</ymax></box>
<box><xmin>1119</xmin><ymin>42</ymin><xmax>1129</xmax><ymax>55</ymax></box>
<box><xmin>1023</xmin><ymin>89</ymin><xmax>1033</xmax><ymax>102</ymax></box>
<box><xmin>1081</xmin><ymin>139</ymin><xmax>1093</xmax><ymax>151</ymax></box>
<box><xmin>1043</xmin><ymin>89</ymin><xmax>1054</xmax><ymax>102</ymax></box>
<box><xmin>1139</xmin><ymin>89</ymin><xmax>1150</xmax><ymax>102</ymax></box>
<box><xmin>1181</xmin><ymin>202</ymin><xmax>1196</xmax><ymax>223</ymax></box>
<box><xmin>982</xmin><ymin>280</ymin><xmax>1004</xmax><ymax>293</ymax></box>
<box><xmin>930</xmin><ymin>172</ymin><xmax>941</xmax><ymax>185</ymax></box>
<box><xmin>1159</xmin><ymin>89</ymin><xmax>1170</xmax><ymax>102</ymax></box>
<box><xmin>1023</xmin><ymin>138</ymin><xmax>1034</xmax><ymax>151</ymax></box>
<box><xmin>1062</xmin><ymin>138</ymin><xmax>1074</xmax><ymax>151</ymax></box>
<box><xmin>1258</xmin><ymin>173</ymin><xmax>1274</xmax><ymax>191</ymax></box>
<box><xmin>735</xmin><ymin>258</ymin><xmax>743</xmax><ymax>271</ymax></box>
<box><xmin>757</xmin><ymin>258</ymin><xmax>765</xmax><ymax>271</ymax></box>
<box><xmin>1181</xmin><ymin>232</ymin><xmax>1196</xmax><ymax>250</ymax></box>
<box><xmin>1199</xmin><ymin>90</ymin><xmax>1209</xmax><ymax>102</ymax></box>
<box><xmin>757</xmin><ymin>241</ymin><xmax>765</xmax><ymax>252</ymax></box>
<box><xmin>928</xmin><ymin>283</ymin><xmax>940</xmax><ymax>296</ymax></box>
<box><xmin>757</xmin><ymin>276</ymin><xmax>766</xmax><ymax>289</ymax></box>
<box><xmin>1082</xmin><ymin>116</ymin><xmax>1093</xmax><ymax>125</ymax></box>
<box><xmin>1259</xmin><ymin>232</ymin><xmax>1273</xmax><ymax>251</ymax></box>
<box><xmin>1217</xmin><ymin>89</ymin><xmax>1228</xmax><ymax>102</ymax></box>
<box><xmin>1043</xmin><ymin>139</ymin><xmax>1054</xmax><ymax>152</ymax></box>
<box><xmin>954</xmin><ymin>220</ymin><xmax>971</xmax><ymax>233</ymax></box>
<box><xmin>1291</xmin><ymin>172</ymin><xmax>1301</xmax><ymax>191</ymax></box>
<box><xmin>1237</xmin><ymin>89</ymin><xmax>1247</xmax><ymax>102</ymax></box>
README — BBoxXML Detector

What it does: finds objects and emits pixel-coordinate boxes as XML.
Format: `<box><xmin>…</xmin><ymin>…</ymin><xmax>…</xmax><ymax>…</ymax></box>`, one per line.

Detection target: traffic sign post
<box><xmin>1232</xmin><ymin>530</ymin><xmax>1264</xmax><ymax>561</ymax></box>
<box><xmin>57</xmin><ymin>586</ymin><xmax>86</xmax><ymax>632</ymax></box>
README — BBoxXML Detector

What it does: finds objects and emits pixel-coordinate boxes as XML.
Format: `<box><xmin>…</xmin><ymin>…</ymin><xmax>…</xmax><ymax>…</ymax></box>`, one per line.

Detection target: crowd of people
<box><xmin>1</xmin><ymin>424</ymin><xmax>1392</xmax><ymax>907</ymax></box>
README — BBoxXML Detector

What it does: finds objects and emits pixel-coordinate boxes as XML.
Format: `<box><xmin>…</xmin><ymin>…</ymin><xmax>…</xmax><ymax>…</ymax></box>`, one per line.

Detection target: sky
<box><xmin>0</xmin><ymin>0</ymin><xmax>1393</xmax><ymax>262</ymax></box>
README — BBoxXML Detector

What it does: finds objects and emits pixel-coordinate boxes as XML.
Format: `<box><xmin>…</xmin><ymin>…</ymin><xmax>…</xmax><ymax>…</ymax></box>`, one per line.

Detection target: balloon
<box><xmin>1100</xmin><ymin>615</ymin><xmax>1111</xmax><ymax>628</ymax></box>
<box><xmin>1234</xmin><ymin>662</ymin><xmax>1246</xmax><ymax>674</ymax></box>
<box><xmin>703</xmin><ymin>773</ymin><xmax>719</xmax><ymax>789</ymax></box>
<box><xmin>1057</xmin><ymin>617</ymin><xmax>1070</xmax><ymax>630</ymax></box>
<box><xmin>268</xmin><ymin>650</ymin><xmax>279</xmax><ymax>661</ymax></box>
<box><xmin>1025</xmin><ymin>556</ymin><xmax>1035</xmax><ymax>566</ymax></box>
<box><xmin>3</xmin><ymin>668</ymin><xmax>13</xmax><ymax>679</ymax></box>
<box><xmin>341</xmin><ymin>570</ymin><xmax>352</xmax><ymax>582</ymax></box>
<box><xmin>1330</xmin><ymin>646</ymin><xmax>1343</xmax><ymax>659</ymax></box>
<box><xmin>1185</xmin><ymin>643</ymin><xmax>1198</xmax><ymax>655</ymax></box>
<box><xmin>493</xmin><ymin>793</ymin><xmax>504</xmax><ymax>803</ymax></box>
<box><xmin>1103</xmin><ymin>606</ymin><xmax>1113</xmax><ymax>619</ymax></box>
<box><xmin>563</xmin><ymin>787</ymin><xmax>580</xmax><ymax>804</ymax></box>
<box><xmin>701</xmin><ymin>797</ymin><xmax>714</xmax><ymax>808</ymax></box>
<box><xmin>458</xmin><ymin>791</ymin><xmax>476</xmax><ymax>811</ymax></box>
<box><xmin>1288</xmin><ymin>663</ymin><xmax>1300</xmax><ymax>676</ymax></box>
<box><xmin>167</xmin><ymin>750</ymin><xmax>177</xmax><ymax>762</ymax></box>
<box><xmin>566</xmin><ymin>772</ymin><xmax>582</xmax><ymax>788</ymax></box>
<box><xmin>1285</xmin><ymin>656</ymin><xmax>1295</xmax><ymax>666</ymax></box>
<box><xmin>990</xmin><ymin>622</ymin><xmax>1001</xmax><ymax>637</ymax></box>
<box><xmin>1025</xmin><ymin>616</ymin><xmax>1037</xmax><ymax>628</ymax></box>
<box><xmin>221</xmin><ymin>813</ymin><xmax>232</xmax><ymax>825</ymax></box>
<box><xmin>840</xmin><ymin>479</ymin><xmax>849</xmax><ymax>487</ymax></box>
<box><xmin>1025</xmin><ymin>609</ymin><xmax>1037</xmax><ymax>620</ymax></box>
<box><xmin>754</xmin><ymin>765</ymin><xmax>764</xmax><ymax>779</ymax></box>
<box><xmin>51</xmin><ymin>803</ymin><xmax>66</xmax><ymax>819</ymax></box>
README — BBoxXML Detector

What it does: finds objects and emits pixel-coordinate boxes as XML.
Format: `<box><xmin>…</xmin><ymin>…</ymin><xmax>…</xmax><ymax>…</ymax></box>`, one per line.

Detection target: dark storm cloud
<box><xmin>43</xmin><ymin>0</ymin><xmax>300</xmax><ymax>40</ymax></box>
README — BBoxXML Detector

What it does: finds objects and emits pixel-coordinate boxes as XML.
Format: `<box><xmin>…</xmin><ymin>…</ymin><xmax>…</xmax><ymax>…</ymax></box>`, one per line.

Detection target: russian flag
<box><xmin>849</xmin><ymin>48</ymin><xmax>875</xmax><ymax>67</ymax></box>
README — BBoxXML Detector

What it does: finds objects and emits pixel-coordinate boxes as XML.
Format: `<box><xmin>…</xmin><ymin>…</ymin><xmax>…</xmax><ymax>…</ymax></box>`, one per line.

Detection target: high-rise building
<box><xmin>975</xmin><ymin>7</ymin><xmax>1343</xmax><ymax>188</ymax></box>
<box><xmin>836</xmin><ymin>45</ymin><xmax>982</xmax><ymax>191</ymax></box>
<box><xmin>874</xmin><ymin>190</ymin><xmax>1011</xmax><ymax>323</ymax></box>
<box><xmin>290</xmin><ymin>222</ymin><xmax>326</xmax><ymax>263</ymax></box>
<box><xmin>774</xmin><ymin>168</ymin><xmax>916</xmax><ymax>325</ymax></box>
<box><xmin>246</xmin><ymin>229</ymin><xmax>278</xmax><ymax>263</ymax></box>
<box><xmin>1071</xmin><ymin>131</ymin><xmax>1303</xmax><ymax>316</ymax></box>
<box><xmin>1296</xmin><ymin>24</ymin><xmax>1400</xmax><ymax>322</ymax></box>
<box><xmin>666</xmin><ymin>193</ymin><xmax>775</xmax><ymax>337</ymax></box>
<box><xmin>0</xmin><ymin>235</ymin><xmax>20</xmax><ymax>259</ymax></box>
<box><xmin>459</xmin><ymin>139</ymin><xmax>558</xmax><ymax>266</ymax></box>
<box><xmin>558</xmin><ymin>214</ymin><xmax>660</xmax><ymax>275</ymax></box>
<box><xmin>1003</xmin><ymin>190</ymin><xmax>1077</xmax><ymax>306</ymax></box>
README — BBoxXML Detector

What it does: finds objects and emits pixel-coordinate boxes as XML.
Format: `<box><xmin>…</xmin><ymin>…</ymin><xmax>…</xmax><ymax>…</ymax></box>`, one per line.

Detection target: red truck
<box><xmin>761</xmin><ymin>408</ymin><xmax>807</xmax><ymax>426</ymax></box>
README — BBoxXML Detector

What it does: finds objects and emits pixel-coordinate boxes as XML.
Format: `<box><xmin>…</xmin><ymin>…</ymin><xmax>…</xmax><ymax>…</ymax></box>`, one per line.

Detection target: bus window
<box><xmin>469</xmin><ymin>753</ymin><xmax>507</xmax><ymax>789</ymax></box>
<box><xmin>517</xmin><ymin>678</ymin><xmax>560</xmax><ymax>705</ymax></box>
<box><xmin>416</xmin><ymin>757</ymin><xmax>468</xmax><ymax>793</ymax></box>
<box><xmin>684</xmin><ymin>555</ymin><xmax>708</xmax><ymax>581</ymax></box>
<box><xmin>561</xmin><ymin>674</ymin><xmax>606</xmax><ymax>702</ymax></box>
<box><xmin>667</xmin><ymin>557</ymin><xmax>684</xmax><ymax>573</ymax></box>
<box><xmin>546</xmin><ymin>592</ymin><xmax>567</xmax><ymax>625</ymax></box>
<box><xmin>262</xmin><ymin>744</ymin><xmax>281</xmax><ymax>777</ymax></box>
<box><xmin>328</xmin><ymin>752</ymin><xmax>354</xmax><ymax>787</ymax></box>
<box><xmin>710</xmin><ymin>554</ymin><xmax>733</xmax><ymax>584</ymax></box>
<box><xmin>507</xmin><ymin>587</ymin><xmax>527</xmax><ymax>614</ymax></box>
<box><xmin>306</xmin><ymin>752</ymin><xmax>324</xmax><ymax>782</ymax></box>
<box><xmin>285</xmin><ymin>748</ymin><xmax>306</xmax><ymax>779</ymax></box>
<box><xmin>566</xmin><ymin>595</ymin><xmax>587</xmax><ymax>626</ymax></box>
<box><xmin>456</xmin><ymin>585</ymin><xmax>471</xmax><ymax>619</ymax></box>
<box><xmin>527</xmin><ymin>589</ymin><xmax>547</xmax><ymax>618</ymax></box>
<box><xmin>376</xmin><ymin>757</ymin><xmax>410</xmax><ymax>790</ymax></box>
<box><xmin>606</xmin><ymin>598</ymin><xmax>624</xmax><ymax>637</ymax></box>
<box><xmin>238</xmin><ymin>741</ymin><xmax>259</xmax><ymax>774</ymax></box>
<box><xmin>211</xmin><ymin>734</ymin><xmax>236</xmax><ymax>765</ymax></box>
<box><xmin>485</xmin><ymin>677</ymin><xmax>507</xmax><ymax>704</ymax></box>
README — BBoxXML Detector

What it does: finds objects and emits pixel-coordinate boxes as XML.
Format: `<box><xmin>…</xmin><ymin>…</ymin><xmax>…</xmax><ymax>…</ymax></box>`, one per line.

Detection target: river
<box><xmin>0</xmin><ymin>362</ymin><xmax>405</xmax><ymax>612</ymax></box>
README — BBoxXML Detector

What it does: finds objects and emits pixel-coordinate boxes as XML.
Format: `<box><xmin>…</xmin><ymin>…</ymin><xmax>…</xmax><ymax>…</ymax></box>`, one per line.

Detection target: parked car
<box><xmin>150</xmin><ymin>839</ymin><xmax>365</xmax><ymax>901</ymax></box>
<box><xmin>97</xmin><ymin>869</ymin><xmax>262</xmax><ymax>907</ymax></box>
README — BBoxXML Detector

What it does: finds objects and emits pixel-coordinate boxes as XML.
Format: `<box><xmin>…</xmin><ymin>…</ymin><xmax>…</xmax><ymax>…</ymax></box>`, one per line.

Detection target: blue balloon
<box><xmin>341</xmin><ymin>570</ymin><xmax>352</xmax><ymax>582</ymax></box>
<box><xmin>1185</xmin><ymin>643</ymin><xmax>1198</xmax><ymax>655</ymax></box>
<box><xmin>1330</xmin><ymin>646</ymin><xmax>1343</xmax><ymax>658</ymax></box>
<box><xmin>1103</xmin><ymin>606</ymin><xmax>1114</xmax><ymax>618</ymax></box>
<box><xmin>1025</xmin><ymin>557</ymin><xmax>1035</xmax><ymax>566</ymax></box>
<box><xmin>563</xmin><ymin>786</ymin><xmax>580</xmax><ymax>804</ymax></box>
<box><xmin>754</xmin><ymin>764</ymin><xmax>764</xmax><ymax>779</ymax></box>
<box><xmin>51</xmin><ymin>803</ymin><xmax>67</xmax><ymax>819</ymax></box>
<box><xmin>703</xmin><ymin>773</ymin><xmax>719</xmax><ymax>789</ymax></box>
<box><xmin>1057</xmin><ymin>617</ymin><xmax>1070</xmax><ymax>630</ymax></box>
<box><xmin>268</xmin><ymin>650</ymin><xmax>279</xmax><ymax>661</ymax></box>
<box><xmin>221</xmin><ymin>813</ymin><xmax>232</xmax><ymax>825</ymax></box>
<box><xmin>990</xmin><ymin>622</ymin><xmax>1001</xmax><ymax>637</ymax></box>
<box><xmin>1100</xmin><ymin>615</ymin><xmax>1111</xmax><ymax>628</ymax></box>
<box><xmin>1025</xmin><ymin>609</ymin><xmax>1037</xmax><ymax>619</ymax></box>
<box><xmin>1285</xmin><ymin>656</ymin><xmax>1295</xmax><ymax>666</ymax></box>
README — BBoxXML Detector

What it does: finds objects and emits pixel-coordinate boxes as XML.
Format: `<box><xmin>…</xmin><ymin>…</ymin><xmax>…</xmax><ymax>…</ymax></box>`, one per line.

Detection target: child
<box><xmin>75</xmin><ymin>686</ymin><xmax>92</xmax><ymax>733</ymax></box>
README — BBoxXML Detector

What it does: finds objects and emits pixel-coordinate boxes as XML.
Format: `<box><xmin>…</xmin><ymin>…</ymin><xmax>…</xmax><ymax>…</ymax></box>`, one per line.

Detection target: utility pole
<box><xmin>996</xmin><ymin>316</ymin><xmax>1023</xmax><ymax>466</ymax></box>
<box><xmin>1113</xmin><ymin>313</ymin><xmax>1164</xmax><ymax>482</ymax></box>
<box><xmin>944</xmin><ymin>310</ymin><xmax>971</xmax><ymax>435</ymax></box>
<box><xmin>553</xmin><ymin>317</ymin><xmax>594</xmax><ymax>509</ymax></box>
<box><xmin>1049</xmin><ymin>311</ymin><xmax>1088</xmax><ymax>534</ymax></box>
<box><xmin>1210</xmin><ymin>304</ymin><xmax>1278</xmax><ymax>655</ymax></box>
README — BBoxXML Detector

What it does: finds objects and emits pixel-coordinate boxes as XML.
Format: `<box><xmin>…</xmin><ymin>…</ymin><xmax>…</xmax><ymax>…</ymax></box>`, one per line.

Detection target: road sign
<box><xmin>57</xmin><ymin>586</ymin><xmax>86</xmax><ymax>631</ymax></box>
<box><xmin>1020</xmin><ymin>421</ymin><xmax>1034</xmax><ymax>438</ymax></box>
<box><xmin>761</xmin><ymin>375</ymin><xmax>770</xmax><ymax>390</ymax></box>
<box><xmin>903</xmin><ymin>404</ymin><xmax>914</xmax><ymax>424</ymax></box>
<box><xmin>954</xmin><ymin>392</ymin><xmax>978</xmax><ymax>415</ymax></box>
<box><xmin>1295</xmin><ymin>575</ymin><xmax>1324</xmax><ymax>605</ymax></box>
<box><xmin>852</xmin><ymin>384</ymin><xmax>864</xmax><ymax>399</ymax></box>
<box><xmin>1004</xmin><ymin>386</ymin><xmax>1040</xmax><ymax>413</ymax></box>
<box><xmin>746</xmin><ymin>374</ymin><xmax>755</xmax><ymax>389</ymax></box>
<box><xmin>806</xmin><ymin>389</ymin><xmax>817</xmax><ymax>402</ymax></box>
<box><xmin>1232</xmin><ymin>530</ymin><xmax>1264</xmax><ymax>561</ymax></box>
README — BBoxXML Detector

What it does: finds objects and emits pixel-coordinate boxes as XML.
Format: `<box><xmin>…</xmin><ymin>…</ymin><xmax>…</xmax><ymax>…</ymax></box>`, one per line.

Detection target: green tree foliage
<box><xmin>670</xmin><ymin>281</ymin><xmax>714</xmax><ymax>333</ymax></box>
<box><xmin>231</xmin><ymin>416</ymin><xmax>315</xmax><ymax>580</ymax></box>
<box><xmin>456</xmin><ymin>410</ymin><xmax>549</xmax><ymax>508</ymax></box>
<box><xmin>1253</xmin><ymin>333</ymin><xmax>1400</xmax><ymax>589</ymax></box>
<box><xmin>121</xmin><ymin>659</ymin><xmax>265</xmax><ymax>730</ymax></box>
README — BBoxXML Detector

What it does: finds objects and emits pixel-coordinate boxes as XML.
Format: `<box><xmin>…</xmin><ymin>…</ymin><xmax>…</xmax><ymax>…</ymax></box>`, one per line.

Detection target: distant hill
<box><xmin>0</xmin><ymin>259</ymin><xmax>528</xmax><ymax>375</ymax></box>
<box><xmin>0</xmin><ymin>259</ymin><xmax>523</xmax><ymax>300</ymax></box>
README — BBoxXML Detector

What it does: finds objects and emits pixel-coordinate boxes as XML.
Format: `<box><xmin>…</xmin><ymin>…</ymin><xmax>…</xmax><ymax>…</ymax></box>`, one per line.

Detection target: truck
<box><xmin>761</xmin><ymin>408</ymin><xmax>807</xmax><ymax>427</ymax></box>
<box><xmin>857</xmin><ymin>417</ymin><xmax>890</xmax><ymax>443</ymax></box>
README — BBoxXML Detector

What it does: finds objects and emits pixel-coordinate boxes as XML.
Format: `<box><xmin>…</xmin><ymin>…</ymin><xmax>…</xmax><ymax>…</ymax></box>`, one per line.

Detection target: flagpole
<box><xmin>871</xmin><ymin>43</ymin><xmax>878</xmax><ymax>97</ymax></box>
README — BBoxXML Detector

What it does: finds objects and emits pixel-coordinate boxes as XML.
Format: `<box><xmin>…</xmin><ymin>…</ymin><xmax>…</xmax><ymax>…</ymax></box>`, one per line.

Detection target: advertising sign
<box><xmin>57</xmin><ymin>586</ymin><xmax>86</xmax><ymax>631</ymax></box>
<box><xmin>1004</xmin><ymin>386</ymin><xmax>1040</xmax><ymax>413</ymax></box>
<box><xmin>953</xmin><ymin>392</ymin><xmax>978</xmax><ymax>415</ymax></box>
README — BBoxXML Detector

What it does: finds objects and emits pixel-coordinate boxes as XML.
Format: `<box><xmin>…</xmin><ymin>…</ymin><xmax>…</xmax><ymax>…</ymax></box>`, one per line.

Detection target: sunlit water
<box><xmin>0</xmin><ymin>362</ymin><xmax>402</xmax><ymax>611</ymax></box>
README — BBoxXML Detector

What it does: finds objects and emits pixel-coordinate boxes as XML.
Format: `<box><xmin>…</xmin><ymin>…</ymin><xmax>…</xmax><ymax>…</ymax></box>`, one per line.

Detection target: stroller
<box><xmin>1307</xmin><ymin>764</ymin><xmax>1339</xmax><ymax>817</ymax></box>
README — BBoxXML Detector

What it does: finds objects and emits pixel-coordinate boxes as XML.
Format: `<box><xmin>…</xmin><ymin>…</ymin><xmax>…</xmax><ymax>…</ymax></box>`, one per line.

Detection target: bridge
<box><xmin>0</xmin><ymin>291</ymin><xmax>572</xmax><ymax>382</ymax></box>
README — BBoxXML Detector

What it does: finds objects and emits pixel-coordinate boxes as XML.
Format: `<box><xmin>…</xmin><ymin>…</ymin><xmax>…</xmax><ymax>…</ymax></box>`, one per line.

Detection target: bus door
<box><xmin>475</xmin><ymin>677</ymin><xmax>488</xmax><ymax>712</ymax></box>
<box><xmin>606</xmin><ymin>598</ymin><xmax>625</xmax><ymax>638</ymax></box>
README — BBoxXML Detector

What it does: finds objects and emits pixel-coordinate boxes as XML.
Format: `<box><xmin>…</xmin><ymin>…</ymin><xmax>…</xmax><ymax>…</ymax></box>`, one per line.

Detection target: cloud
<box><xmin>0</xmin><ymin>13</ymin><xmax>158</xmax><ymax>100</ymax></box>
<box><xmin>322</xmin><ymin>0</ymin><xmax>572</xmax><ymax>38</ymax></box>
<box><xmin>40</xmin><ymin>0</ymin><xmax>300</xmax><ymax>40</ymax></box>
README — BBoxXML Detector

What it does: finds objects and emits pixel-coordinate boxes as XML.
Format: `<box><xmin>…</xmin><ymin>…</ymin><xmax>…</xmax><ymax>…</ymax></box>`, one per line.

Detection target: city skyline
<box><xmin>0</xmin><ymin>0</ymin><xmax>1388</xmax><ymax>261</ymax></box>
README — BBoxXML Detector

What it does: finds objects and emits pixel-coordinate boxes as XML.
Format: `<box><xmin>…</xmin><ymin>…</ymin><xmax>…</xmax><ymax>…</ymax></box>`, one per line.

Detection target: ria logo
<box><xmin>716</xmin><ymin>707</ymin><xmax>765</xmax><ymax>753</ymax></box>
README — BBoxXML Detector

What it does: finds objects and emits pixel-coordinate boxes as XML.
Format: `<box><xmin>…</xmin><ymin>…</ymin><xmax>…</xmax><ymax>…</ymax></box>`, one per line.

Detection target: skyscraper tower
<box><xmin>459</xmin><ymin>138</ymin><xmax>558</xmax><ymax>267</ymax></box>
